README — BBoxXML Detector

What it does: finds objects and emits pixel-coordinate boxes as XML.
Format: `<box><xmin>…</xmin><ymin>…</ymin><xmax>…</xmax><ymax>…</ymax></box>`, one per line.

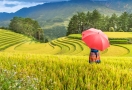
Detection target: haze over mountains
<box><xmin>0</xmin><ymin>0</ymin><xmax>132</xmax><ymax>28</ymax></box>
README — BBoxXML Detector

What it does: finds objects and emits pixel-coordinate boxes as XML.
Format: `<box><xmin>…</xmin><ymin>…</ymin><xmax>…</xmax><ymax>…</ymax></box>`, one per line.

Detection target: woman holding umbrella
<box><xmin>89</xmin><ymin>48</ymin><xmax>101</xmax><ymax>63</ymax></box>
<box><xmin>82</xmin><ymin>28</ymin><xmax>110</xmax><ymax>63</ymax></box>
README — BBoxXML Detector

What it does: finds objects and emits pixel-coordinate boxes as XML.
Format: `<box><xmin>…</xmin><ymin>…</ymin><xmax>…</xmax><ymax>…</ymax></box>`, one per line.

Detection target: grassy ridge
<box><xmin>0</xmin><ymin>53</ymin><xmax>132</xmax><ymax>89</ymax></box>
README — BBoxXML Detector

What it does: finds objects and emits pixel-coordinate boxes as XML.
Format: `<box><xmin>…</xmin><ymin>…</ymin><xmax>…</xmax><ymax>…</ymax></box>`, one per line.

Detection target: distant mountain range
<box><xmin>0</xmin><ymin>0</ymin><xmax>132</xmax><ymax>28</ymax></box>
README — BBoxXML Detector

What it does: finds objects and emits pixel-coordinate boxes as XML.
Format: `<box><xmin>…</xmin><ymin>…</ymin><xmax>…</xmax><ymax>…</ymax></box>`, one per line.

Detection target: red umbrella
<box><xmin>82</xmin><ymin>28</ymin><xmax>110</xmax><ymax>51</ymax></box>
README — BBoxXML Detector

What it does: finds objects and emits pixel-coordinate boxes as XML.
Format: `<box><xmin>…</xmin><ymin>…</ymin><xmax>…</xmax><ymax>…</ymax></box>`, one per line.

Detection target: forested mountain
<box><xmin>1</xmin><ymin>0</ymin><xmax>132</xmax><ymax>27</ymax></box>
<box><xmin>0</xmin><ymin>0</ymin><xmax>132</xmax><ymax>40</ymax></box>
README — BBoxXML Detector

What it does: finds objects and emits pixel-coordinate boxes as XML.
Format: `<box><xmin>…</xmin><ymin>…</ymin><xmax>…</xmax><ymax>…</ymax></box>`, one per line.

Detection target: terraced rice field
<box><xmin>0</xmin><ymin>30</ymin><xmax>130</xmax><ymax>56</ymax></box>
<box><xmin>0</xmin><ymin>29</ymin><xmax>31</xmax><ymax>51</ymax></box>
<box><xmin>1</xmin><ymin>29</ymin><xmax>131</xmax><ymax>57</ymax></box>
<box><xmin>104</xmin><ymin>32</ymin><xmax>132</xmax><ymax>38</ymax></box>
<box><xmin>0</xmin><ymin>29</ymin><xmax>132</xmax><ymax>89</ymax></box>
<box><xmin>2</xmin><ymin>37</ymin><xmax>129</xmax><ymax>57</ymax></box>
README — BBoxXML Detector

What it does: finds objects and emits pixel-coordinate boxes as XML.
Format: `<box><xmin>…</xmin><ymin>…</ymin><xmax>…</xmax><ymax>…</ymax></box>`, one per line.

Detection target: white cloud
<box><xmin>0</xmin><ymin>0</ymin><xmax>44</xmax><ymax>13</ymax></box>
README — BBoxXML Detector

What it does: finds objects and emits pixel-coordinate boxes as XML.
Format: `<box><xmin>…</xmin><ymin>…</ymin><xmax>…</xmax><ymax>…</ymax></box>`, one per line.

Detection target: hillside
<box><xmin>0</xmin><ymin>29</ymin><xmax>132</xmax><ymax>89</ymax></box>
<box><xmin>1</xmin><ymin>0</ymin><xmax>132</xmax><ymax>41</ymax></box>
<box><xmin>0</xmin><ymin>0</ymin><xmax>132</xmax><ymax>28</ymax></box>
<box><xmin>1</xmin><ymin>29</ymin><xmax>132</xmax><ymax>57</ymax></box>
<box><xmin>0</xmin><ymin>29</ymin><xmax>31</xmax><ymax>51</ymax></box>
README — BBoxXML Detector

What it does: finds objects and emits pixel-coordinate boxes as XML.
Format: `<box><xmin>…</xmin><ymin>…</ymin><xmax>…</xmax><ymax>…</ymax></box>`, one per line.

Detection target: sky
<box><xmin>0</xmin><ymin>0</ymin><xmax>69</xmax><ymax>13</ymax></box>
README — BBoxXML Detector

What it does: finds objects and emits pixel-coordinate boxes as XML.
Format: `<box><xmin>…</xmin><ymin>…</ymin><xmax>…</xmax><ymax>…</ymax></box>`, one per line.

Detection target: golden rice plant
<box><xmin>0</xmin><ymin>52</ymin><xmax>131</xmax><ymax>90</ymax></box>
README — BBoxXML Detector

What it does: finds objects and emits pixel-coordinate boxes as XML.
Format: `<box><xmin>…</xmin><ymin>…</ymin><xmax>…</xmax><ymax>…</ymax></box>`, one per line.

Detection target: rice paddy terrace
<box><xmin>0</xmin><ymin>29</ymin><xmax>132</xmax><ymax>57</ymax></box>
<box><xmin>0</xmin><ymin>29</ymin><xmax>132</xmax><ymax>89</ymax></box>
<box><xmin>0</xmin><ymin>29</ymin><xmax>31</xmax><ymax>51</ymax></box>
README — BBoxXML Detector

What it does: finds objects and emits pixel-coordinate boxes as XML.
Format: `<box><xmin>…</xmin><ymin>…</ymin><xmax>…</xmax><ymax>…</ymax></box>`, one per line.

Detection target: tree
<box><xmin>67</xmin><ymin>10</ymin><xmax>102</xmax><ymax>35</ymax></box>
<box><xmin>129</xmin><ymin>28</ymin><xmax>132</xmax><ymax>32</ymax></box>
<box><xmin>118</xmin><ymin>12</ymin><xmax>129</xmax><ymax>31</ymax></box>
<box><xmin>91</xmin><ymin>9</ymin><xmax>101</xmax><ymax>28</ymax></box>
<box><xmin>67</xmin><ymin>14</ymin><xmax>78</xmax><ymax>35</ymax></box>
<box><xmin>86</xmin><ymin>11</ymin><xmax>92</xmax><ymax>29</ymax></box>
<box><xmin>100</xmin><ymin>15</ymin><xmax>110</xmax><ymax>31</ymax></box>
<box><xmin>119</xmin><ymin>28</ymin><xmax>124</xmax><ymax>32</ymax></box>
<box><xmin>128</xmin><ymin>14</ymin><xmax>132</xmax><ymax>31</ymax></box>
<box><xmin>9</xmin><ymin>17</ymin><xmax>44</xmax><ymax>41</ymax></box>
<box><xmin>67</xmin><ymin>10</ymin><xmax>132</xmax><ymax>35</ymax></box>
<box><xmin>67</xmin><ymin>12</ymin><xmax>89</xmax><ymax>35</ymax></box>
<box><xmin>45</xmin><ymin>26</ymin><xmax>67</xmax><ymax>40</ymax></box>
<box><xmin>108</xmin><ymin>13</ymin><xmax>118</xmax><ymax>31</ymax></box>
<box><xmin>9</xmin><ymin>17</ymin><xmax>23</xmax><ymax>33</ymax></box>
<box><xmin>109</xmin><ymin>27</ymin><xmax>115</xmax><ymax>32</ymax></box>
<box><xmin>77</xmin><ymin>12</ymin><xmax>87</xmax><ymax>33</ymax></box>
<box><xmin>36</xmin><ymin>28</ymin><xmax>44</xmax><ymax>41</ymax></box>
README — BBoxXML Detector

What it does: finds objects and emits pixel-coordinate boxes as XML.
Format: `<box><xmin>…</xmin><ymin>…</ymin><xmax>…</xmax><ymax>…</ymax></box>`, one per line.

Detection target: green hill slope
<box><xmin>1</xmin><ymin>35</ymin><xmax>129</xmax><ymax>57</ymax></box>
<box><xmin>1</xmin><ymin>0</ymin><xmax>132</xmax><ymax>40</ymax></box>
<box><xmin>0</xmin><ymin>0</ymin><xmax>125</xmax><ymax>28</ymax></box>
<box><xmin>0</xmin><ymin>29</ymin><xmax>31</xmax><ymax>51</ymax></box>
<box><xmin>0</xmin><ymin>30</ymin><xmax>131</xmax><ymax>57</ymax></box>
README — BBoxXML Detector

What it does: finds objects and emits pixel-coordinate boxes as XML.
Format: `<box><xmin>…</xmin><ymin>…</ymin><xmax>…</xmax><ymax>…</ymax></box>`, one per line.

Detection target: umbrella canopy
<box><xmin>82</xmin><ymin>28</ymin><xmax>110</xmax><ymax>51</ymax></box>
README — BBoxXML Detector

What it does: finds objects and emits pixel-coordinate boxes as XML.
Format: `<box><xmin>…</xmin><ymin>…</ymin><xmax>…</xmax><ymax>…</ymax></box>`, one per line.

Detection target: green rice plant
<box><xmin>110</xmin><ymin>40</ymin><xmax>128</xmax><ymax>44</ymax></box>
<box><xmin>68</xmin><ymin>34</ymin><xmax>82</xmax><ymax>39</ymax></box>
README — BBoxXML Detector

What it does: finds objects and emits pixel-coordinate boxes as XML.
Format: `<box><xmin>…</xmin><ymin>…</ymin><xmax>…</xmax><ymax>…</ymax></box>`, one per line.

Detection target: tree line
<box><xmin>67</xmin><ymin>9</ymin><xmax>132</xmax><ymax>35</ymax></box>
<box><xmin>9</xmin><ymin>17</ymin><xmax>44</xmax><ymax>42</ymax></box>
<box><xmin>0</xmin><ymin>16</ymin><xmax>67</xmax><ymax>41</ymax></box>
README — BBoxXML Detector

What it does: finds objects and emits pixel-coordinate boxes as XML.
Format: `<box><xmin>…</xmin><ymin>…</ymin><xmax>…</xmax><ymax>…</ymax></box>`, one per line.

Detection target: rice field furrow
<box><xmin>57</xmin><ymin>37</ymin><xmax>86</xmax><ymax>55</ymax></box>
<box><xmin>51</xmin><ymin>39</ymin><xmax>70</xmax><ymax>54</ymax></box>
<box><xmin>56</xmin><ymin>37</ymin><xmax>80</xmax><ymax>54</ymax></box>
